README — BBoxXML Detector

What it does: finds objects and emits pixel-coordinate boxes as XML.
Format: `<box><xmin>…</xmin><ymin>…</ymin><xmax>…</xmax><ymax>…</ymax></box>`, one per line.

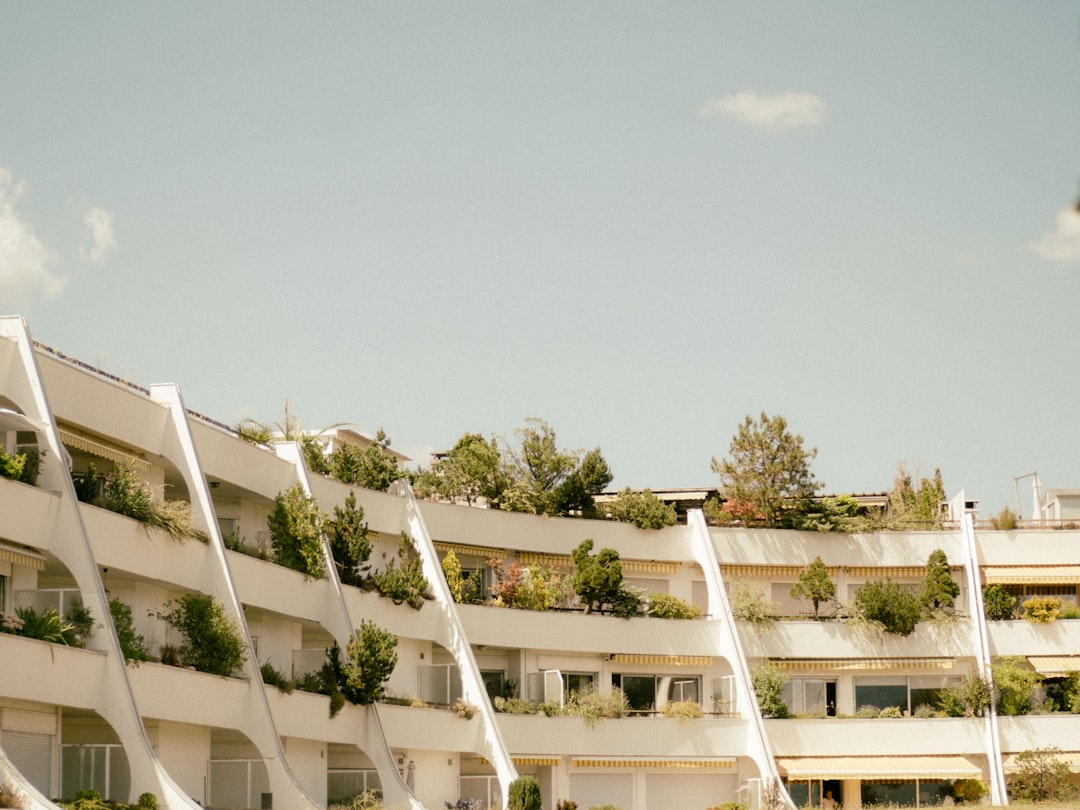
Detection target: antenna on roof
<box><xmin>1012</xmin><ymin>471</ymin><xmax>1041</xmax><ymax>522</ymax></box>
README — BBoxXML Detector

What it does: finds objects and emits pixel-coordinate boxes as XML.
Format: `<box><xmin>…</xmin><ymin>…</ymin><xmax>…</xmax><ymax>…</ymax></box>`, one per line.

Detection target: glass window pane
<box><xmin>862</xmin><ymin>781</ymin><xmax>917</xmax><ymax>807</ymax></box>
<box><xmin>481</xmin><ymin>670</ymin><xmax>505</xmax><ymax>700</ymax></box>
<box><xmin>854</xmin><ymin>681</ymin><xmax>907</xmax><ymax>713</ymax></box>
<box><xmin>564</xmin><ymin>673</ymin><xmax>595</xmax><ymax>696</ymax></box>
<box><xmin>620</xmin><ymin>675</ymin><xmax>656</xmax><ymax>711</ymax></box>
<box><xmin>803</xmin><ymin>680</ymin><xmax>826</xmax><ymax>715</ymax></box>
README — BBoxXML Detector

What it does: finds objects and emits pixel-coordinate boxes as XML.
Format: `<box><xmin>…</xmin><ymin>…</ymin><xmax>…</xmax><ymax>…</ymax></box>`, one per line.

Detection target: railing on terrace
<box><xmin>31</xmin><ymin>339</ymin><xmax>261</xmax><ymax>445</ymax></box>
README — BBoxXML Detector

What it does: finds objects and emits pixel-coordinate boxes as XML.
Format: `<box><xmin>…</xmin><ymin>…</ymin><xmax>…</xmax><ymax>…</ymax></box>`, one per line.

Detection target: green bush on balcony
<box><xmin>268</xmin><ymin>483</ymin><xmax>326</xmax><ymax>578</ymax></box>
<box><xmin>983</xmin><ymin>584</ymin><xmax>1017</xmax><ymax>620</ymax></box>
<box><xmin>647</xmin><ymin>592</ymin><xmax>703</xmax><ymax>619</ymax></box>
<box><xmin>110</xmin><ymin>598</ymin><xmax>151</xmax><ymax>663</ymax></box>
<box><xmin>159</xmin><ymin>593</ymin><xmax>247</xmax><ymax>677</ymax></box>
<box><xmin>1022</xmin><ymin>595</ymin><xmax>1062</xmax><ymax>623</ymax></box>
<box><xmin>507</xmin><ymin>776</ymin><xmax>542</xmax><ymax>810</ymax></box>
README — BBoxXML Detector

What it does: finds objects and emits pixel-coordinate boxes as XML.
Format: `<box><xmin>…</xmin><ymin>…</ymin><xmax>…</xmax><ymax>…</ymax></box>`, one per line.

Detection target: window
<box><xmin>783</xmin><ymin>678</ymin><xmax>836</xmax><ymax>716</ymax></box>
<box><xmin>611</xmin><ymin>674</ymin><xmax>702</xmax><ymax>713</ymax></box>
<box><xmin>481</xmin><ymin>670</ymin><xmax>505</xmax><ymax>700</ymax></box>
<box><xmin>855</xmin><ymin>676</ymin><xmax>960</xmax><ymax>715</ymax></box>
<box><xmin>0</xmin><ymin>574</ymin><xmax>6</xmax><ymax>613</ymax></box>
<box><xmin>563</xmin><ymin>672</ymin><xmax>595</xmax><ymax>697</ymax></box>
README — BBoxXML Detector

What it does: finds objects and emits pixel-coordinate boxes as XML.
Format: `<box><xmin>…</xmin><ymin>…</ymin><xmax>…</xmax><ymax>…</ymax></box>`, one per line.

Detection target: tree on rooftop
<box><xmin>601</xmin><ymin>487</ymin><xmax>677</xmax><ymax>529</ymax></box>
<box><xmin>790</xmin><ymin>556</ymin><xmax>835</xmax><ymax>618</ymax></box>
<box><xmin>330</xmin><ymin>429</ymin><xmax>405</xmax><ymax>492</ymax></box>
<box><xmin>500</xmin><ymin>418</ymin><xmax>612</xmax><ymax>517</ymax></box>
<box><xmin>883</xmin><ymin>464</ymin><xmax>946</xmax><ymax>529</ymax></box>
<box><xmin>415</xmin><ymin>432</ymin><xmax>505</xmax><ymax>506</ymax></box>
<box><xmin>711</xmin><ymin>412</ymin><xmax>821</xmax><ymax>528</ymax></box>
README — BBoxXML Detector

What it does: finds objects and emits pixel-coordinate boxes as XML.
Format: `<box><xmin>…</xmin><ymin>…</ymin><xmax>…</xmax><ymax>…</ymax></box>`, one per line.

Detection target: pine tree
<box><xmin>790</xmin><ymin>556</ymin><xmax>836</xmax><ymax>617</ymax></box>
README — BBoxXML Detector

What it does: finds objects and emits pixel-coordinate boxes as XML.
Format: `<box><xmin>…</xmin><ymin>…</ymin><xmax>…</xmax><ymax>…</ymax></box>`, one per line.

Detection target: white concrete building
<box><xmin>1</xmin><ymin>314</ymin><xmax>1078</xmax><ymax>810</ymax></box>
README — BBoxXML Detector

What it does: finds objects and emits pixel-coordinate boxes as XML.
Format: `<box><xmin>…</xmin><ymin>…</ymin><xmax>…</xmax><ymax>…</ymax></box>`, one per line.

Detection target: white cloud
<box><xmin>700</xmin><ymin>91</ymin><xmax>826</xmax><ymax>133</ymax></box>
<box><xmin>0</xmin><ymin>167</ymin><xmax>64</xmax><ymax>306</ymax></box>
<box><xmin>82</xmin><ymin>206</ymin><xmax>117</xmax><ymax>263</ymax></box>
<box><xmin>1029</xmin><ymin>206</ymin><xmax>1080</xmax><ymax>264</ymax></box>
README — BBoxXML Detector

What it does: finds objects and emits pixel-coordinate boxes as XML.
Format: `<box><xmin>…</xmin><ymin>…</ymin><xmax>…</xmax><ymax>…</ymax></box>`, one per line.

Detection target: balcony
<box><xmin>496</xmin><ymin>712</ymin><xmax>752</xmax><ymax>758</ymax></box>
<box><xmin>986</xmin><ymin>619</ymin><xmax>1080</xmax><ymax>657</ymax></box>
<box><xmin>765</xmin><ymin>716</ymin><xmax>987</xmax><ymax>757</ymax></box>
<box><xmin>455</xmin><ymin>602</ymin><xmax>720</xmax><ymax>656</ymax></box>
<box><xmin>0</xmin><ymin>475</ymin><xmax>59</xmax><ymax>550</ymax></box>
<box><xmin>740</xmin><ymin>619</ymin><xmax>975</xmax><ymax>661</ymax></box>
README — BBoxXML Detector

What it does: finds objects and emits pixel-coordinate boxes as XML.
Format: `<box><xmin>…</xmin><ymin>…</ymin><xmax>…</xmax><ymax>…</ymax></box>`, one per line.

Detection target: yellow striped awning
<box><xmin>780</xmin><ymin>658</ymin><xmax>954</xmax><ymax>672</ymax></box>
<box><xmin>517</xmin><ymin>552</ymin><xmax>679</xmax><ymax>574</ymax></box>
<box><xmin>844</xmin><ymin>566</ymin><xmax>931</xmax><ymax>578</ymax></box>
<box><xmin>0</xmin><ymin>542</ymin><xmax>46</xmax><ymax>571</ymax></box>
<box><xmin>434</xmin><ymin>542</ymin><xmax>506</xmax><ymax>560</ymax></box>
<box><xmin>622</xmin><ymin>559</ymin><xmax>679</xmax><ymax>574</ymax></box>
<box><xmin>573</xmin><ymin>758</ymin><xmax>734</xmax><ymax>770</ymax></box>
<box><xmin>722</xmin><ymin>565</ymin><xmax>816</xmax><ymax>578</ymax></box>
<box><xmin>610</xmin><ymin>653</ymin><xmax>713</xmax><ymax>667</ymax></box>
<box><xmin>517</xmin><ymin>552</ymin><xmax>574</xmax><ymax>568</ymax></box>
<box><xmin>983</xmin><ymin>566</ymin><xmax>1080</xmax><ymax>585</ymax></box>
<box><xmin>1003</xmin><ymin>752</ymin><xmax>1080</xmax><ymax>773</ymax></box>
<box><xmin>59</xmin><ymin>428</ymin><xmax>152</xmax><ymax>477</ymax></box>
<box><xmin>779</xmin><ymin>756</ymin><xmax>981</xmax><ymax>780</ymax></box>
<box><xmin>481</xmin><ymin>757</ymin><xmax>560</xmax><ymax>767</ymax></box>
<box><xmin>1027</xmin><ymin>656</ymin><xmax>1080</xmax><ymax>677</ymax></box>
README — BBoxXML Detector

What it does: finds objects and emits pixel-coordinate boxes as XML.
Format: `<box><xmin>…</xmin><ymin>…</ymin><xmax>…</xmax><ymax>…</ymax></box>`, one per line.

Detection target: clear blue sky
<box><xmin>3</xmin><ymin>4</ymin><xmax>1079</xmax><ymax>516</ymax></box>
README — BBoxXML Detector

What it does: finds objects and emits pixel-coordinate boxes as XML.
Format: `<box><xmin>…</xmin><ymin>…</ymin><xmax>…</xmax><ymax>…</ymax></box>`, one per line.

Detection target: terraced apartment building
<box><xmin>1</xmin><ymin>314</ymin><xmax>1078</xmax><ymax>810</ymax></box>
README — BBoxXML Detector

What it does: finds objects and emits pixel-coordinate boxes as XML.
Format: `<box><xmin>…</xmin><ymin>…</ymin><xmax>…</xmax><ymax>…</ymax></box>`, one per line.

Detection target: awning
<box><xmin>0</xmin><ymin>541</ymin><xmax>46</xmax><ymax>571</ymax></box>
<box><xmin>844</xmin><ymin>566</ymin><xmax>930</xmax><ymax>578</ymax></box>
<box><xmin>1003</xmin><ymin>752</ymin><xmax>1080</xmax><ymax>773</ymax></box>
<box><xmin>611</xmin><ymin>653</ymin><xmax>713</xmax><ymax>666</ymax></box>
<box><xmin>723</xmin><ymin>565</ymin><xmax>825</xmax><ymax>578</ymax></box>
<box><xmin>434</xmin><ymin>542</ymin><xmax>506</xmax><ymax>560</ymax></box>
<box><xmin>781</xmin><ymin>658</ymin><xmax>954</xmax><ymax>672</ymax></box>
<box><xmin>1027</xmin><ymin>656</ymin><xmax>1080</xmax><ymax>677</ymax></box>
<box><xmin>983</xmin><ymin>566</ymin><xmax>1080</xmax><ymax>585</ymax></box>
<box><xmin>58</xmin><ymin>428</ymin><xmax>152</xmax><ymax>477</ymax></box>
<box><xmin>573</xmin><ymin>758</ymin><xmax>735</xmax><ymax>770</ymax></box>
<box><xmin>517</xmin><ymin>552</ymin><xmax>679</xmax><ymax>574</ymax></box>
<box><xmin>480</xmin><ymin>757</ymin><xmax>561</xmax><ymax>767</ymax></box>
<box><xmin>779</xmin><ymin>756</ymin><xmax>981</xmax><ymax>780</ymax></box>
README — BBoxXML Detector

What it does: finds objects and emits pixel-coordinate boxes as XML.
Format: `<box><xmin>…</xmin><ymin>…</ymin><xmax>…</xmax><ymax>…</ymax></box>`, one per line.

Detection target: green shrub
<box><xmin>879</xmin><ymin>705</ymin><xmax>903</xmax><ymax>718</ymax></box>
<box><xmin>137</xmin><ymin>794</ymin><xmax>158</xmax><ymax>810</ymax></box>
<box><xmin>0</xmin><ymin>448</ymin><xmax>27</xmax><ymax>482</ymax></box>
<box><xmin>789</xmin><ymin>556</ymin><xmax>836</xmax><ymax>617</ymax></box>
<box><xmin>608</xmin><ymin>585</ymin><xmax>646</xmax><ymax>619</ymax></box>
<box><xmin>729</xmin><ymin>581</ymin><xmax>778</xmax><ymax>628</ymax></box>
<box><xmin>992</xmin><ymin>656</ymin><xmax>1042</xmax><ymax>716</ymax></box>
<box><xmin>64</xmin><ymin>597</ymin><xmax>94</xmax><ymax>647</ymax></box>
<box><xmin>159</xmin><ymin>593</ymin><xmax>247</xmax><ymax>677</ymax></box>
<box><xmin>751</xmin><ymin>661</ymin><xmax>788</xmax><ymax>718</ymax></box>
<box><xmin>1022</xmin><ymin>595</ymin><xmax>1062</xmax><ymax>623</ymax></box>
<box><xmin>564</xmin><ymin>686</ymin><xmax>629</xmax><ymax>728</ymax></box>
<box><xmin>920</xmin><ymin>549</ymin><xmax>959</xmax><ymax>612</ymax></box>
<box><xmin>368</xmin><ymin>534</ymin><xmax>431</xmax><ymax>609</ymax></box>
<box><xmin>855</xmin><ymin>704</ymin><xmax>881</xmax><ymax>719</ymax></box>
<box><xmin>493</xmin><ymin>696</ymin><xmax>537</xmax><ymax>714</ymax></box>
<box><xmin>601</xmin><ymin>487</ymin><xmax>677</xmax><ymax>529</ymax></box>
<box><xmin>938</xmin><ymin>673</ymin><xmax>992</xmax><ymax>717</ymax></box>
<box><xmin>267</xmin><ymin>483</ymin><xmax>326</xmax><ymax>578</ymax></box>
<box><xmin>109</xmin><ymin>598</ymin><xmax>151</xmax><ymax>662</ymax></box>
<box><xmin>442</xmin><ymin>550</ymin><xmax>465</xmax><ymax>602</ymax></box>
<box><xmin>661</xmin><ymin>699</ymin><xmax>703</xmax><ymax>721</ymax></box>
<box><xmin>338</xmin><ymin>620</ymin><xmax>398</xmax><ymax>705</ymax></box>
<box><xmin>1007</xmin><ymin>746</ymin><xmax>1078</xmax><ymax>803</ymax></box>
<box><xmin>15</xmin><ymin>606</ymin><xmax>71</xmax><ymax>644</ymax></box>
<box><xmin>507</xmin><ymin>776</ymin><xmax>542</xmax><ymax>810</ymax></box>
<box><xmin>950</xmin><ymin>779</ymin><xmax>987</xmax><ymax>804</ymax></box>
<box><xmin>326</xmin><ymin>491</ymin><xmax>373</xmax><ymax>587</ymax></box>
<box><xmin>647</xmin><ymin>592</ymin><xmax>703</xmax><ymax>619</ymax></box>
<box><xmin>983</xmin><ymin>584</ymin><xmax>1017</xmax><ymax>620</ymax></box>
<box><xmin>99</xmin><ymin>460</ymin><xmax>155</xmax><ymax>522</ymax></box>
<box><xmin>854</xmin><ymin>578</ymin><xmax>922</xmax><ymax>636</ymax></box>
<box><xmin>990</xmin><ymin>506</ymin><xmax>1018</xmax><ymax>530</ymax></box>
<box><xmin>260</xmin><ymin>661</ymin><xmax>296</xmax><ymax>693</ymax></box>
